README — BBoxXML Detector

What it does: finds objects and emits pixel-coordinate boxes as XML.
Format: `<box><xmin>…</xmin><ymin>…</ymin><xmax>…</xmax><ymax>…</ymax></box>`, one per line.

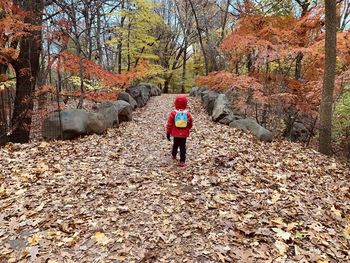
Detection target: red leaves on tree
<box><xmin>200</xmin><ymin>8</ymin><xmax>350</xmax><ymax>117</ymax></box>
<box><xmin>0</xmin><ymin>1</ymin><xmax>41</xmax><ymax>65</ymax></box>
<box><xmin>57</xmin><ymin>51</ymin><xmax>147</xmax><ymax>89</ymax></box>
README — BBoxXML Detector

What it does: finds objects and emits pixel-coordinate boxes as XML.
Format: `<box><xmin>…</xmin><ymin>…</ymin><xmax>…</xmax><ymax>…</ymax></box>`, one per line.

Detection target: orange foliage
<box><xmin>199</xmin><ymin>8</ymin><xmax>350</xmax><ymax>117</ymax></box>
<box><xmin>83</xmin><ymin>91</ymin><xmax>118</xmax><ymax>102</ymax></box>
<box><xmin>57</xmin><ymin>51</ymin><xmax>149</xmax><ymax>90</ymax></box>
<box><xmin>0</xmin><ymin>2</ymin><xmax>40</xmax><ymax>65</ymax></box>
<box><xmin>196</xmin><ymin>71</ymin><xmax>267</xmax><ymax>105</ymax></box>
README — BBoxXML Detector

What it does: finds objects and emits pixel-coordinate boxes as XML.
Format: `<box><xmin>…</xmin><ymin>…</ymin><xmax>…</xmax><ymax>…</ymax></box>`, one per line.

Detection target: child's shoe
<box><xmin>179</xmin><ymin>161</ymin><xmax>186</xmax><ymax>167</ymax></box>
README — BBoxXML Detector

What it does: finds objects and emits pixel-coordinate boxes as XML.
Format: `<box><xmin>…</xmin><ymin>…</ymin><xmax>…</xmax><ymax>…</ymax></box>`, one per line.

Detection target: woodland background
<box><xmin>0</xmin><ymin>0</ymin><xmax>349</xmax><ymax>158</ymax></box>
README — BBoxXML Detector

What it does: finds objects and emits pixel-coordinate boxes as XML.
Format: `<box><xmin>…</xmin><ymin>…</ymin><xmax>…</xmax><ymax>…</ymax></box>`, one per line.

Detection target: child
<box><xmin>166</xmin><ymin>95</ymin><xmax>193</xmax><ymax>167</ymax></box>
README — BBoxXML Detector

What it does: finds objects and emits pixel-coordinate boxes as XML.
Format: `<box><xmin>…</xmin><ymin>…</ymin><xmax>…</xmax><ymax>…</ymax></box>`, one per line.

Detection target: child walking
<box><xmin>166</xmin><ymin>95</ymin><xmax>193</xmax><ymax>167</ymax></box>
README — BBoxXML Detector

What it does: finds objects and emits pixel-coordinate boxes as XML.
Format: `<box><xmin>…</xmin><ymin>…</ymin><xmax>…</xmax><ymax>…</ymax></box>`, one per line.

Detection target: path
<box><xmin>0</xmin><ymin>94</ymin><xmax>349</xmax><ymax>262</ymax></box>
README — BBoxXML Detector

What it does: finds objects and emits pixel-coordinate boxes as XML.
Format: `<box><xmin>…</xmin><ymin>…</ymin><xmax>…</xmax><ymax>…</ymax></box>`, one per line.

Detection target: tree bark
<box><xmin>319</xmin><ymin>0</ymin><xmax>337</xmax><ymax>155</ymax></box>
<box><xmin>188</xmin><ymin>0</ymin><xmax>209</xmax><ymax>76</ymax></box>
<box><xmin>295</xmin><ymin>52</ymin><xmax>303</xmax><ymax>80</ymax></box>
<box><xmin>181</xmin><ymin>34</ymin><xmax>188</xmax><ymax>93</ymax></box>
<box><xmin>9</xmin><ymin>0</ymin><xmax>44</xmax><ymax>143</ymax></box>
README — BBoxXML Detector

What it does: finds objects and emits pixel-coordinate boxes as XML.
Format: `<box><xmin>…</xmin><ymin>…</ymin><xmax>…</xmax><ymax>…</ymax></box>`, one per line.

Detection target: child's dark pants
<box><xmin>172</xmin><ymin>137</ymin><xmax>187</xmax><ymax>162</ymax></box>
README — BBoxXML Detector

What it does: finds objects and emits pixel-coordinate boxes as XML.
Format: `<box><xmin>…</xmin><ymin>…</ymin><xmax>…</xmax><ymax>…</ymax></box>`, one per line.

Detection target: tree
<box><xmin>0</xmin><ymin>0</ymin><xmax>44</xmax><ymax>144</ymax></box>
<box><xmin>319</xmin><ymin>0</ymin><xmax>337</xmax><ymax>155</ymax></box>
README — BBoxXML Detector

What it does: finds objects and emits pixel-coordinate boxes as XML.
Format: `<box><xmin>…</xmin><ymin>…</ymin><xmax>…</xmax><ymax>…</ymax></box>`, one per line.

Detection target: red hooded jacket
<box><xmin>166</xmin><ymin>95</ymin><xmax>193</xmax><ymax>138</ymax></box>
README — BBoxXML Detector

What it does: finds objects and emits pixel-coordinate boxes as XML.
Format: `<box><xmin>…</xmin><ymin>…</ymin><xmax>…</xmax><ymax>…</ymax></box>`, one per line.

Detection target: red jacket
<box><xmin>166</xmin><ymin>95</ymin><xmax>193</xmax><ymax>138</ymax></box>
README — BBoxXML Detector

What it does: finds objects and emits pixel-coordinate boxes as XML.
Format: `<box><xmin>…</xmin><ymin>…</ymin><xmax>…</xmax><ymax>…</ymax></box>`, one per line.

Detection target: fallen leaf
<box><xmin>272</xmin><ymin>228</ymin><xmax>291</xmax><ymax>240</ymax></box>
<box><xmin>274</xmin><ymin>240</ymin><xmax>288</xmax><ymax>255</ymax></box>
<box><xmin>28</xmin><ymin>234</ymin><xmax>42</xmax><ymax>246</ymax></box>
<box><xmin>93</xmin><ymin>232</ymin><xmax>110</xmax><ymax>245</ymax></box>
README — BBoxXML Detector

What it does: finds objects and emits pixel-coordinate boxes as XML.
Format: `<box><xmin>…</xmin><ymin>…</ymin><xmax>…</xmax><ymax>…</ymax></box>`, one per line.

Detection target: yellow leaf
<box><xmin>287</xmin><ymin>222</ymin><xmax>298</xmax><ymax>231</ymax></box>
<box><xmin>0</xmin><ymin>186</ymin><xmax>6</xmax><ymax>197</ymax></box>
<box><xmin>271</xmin><ymin>193</ymin><xmax>281</xmax><ymax>204</ymax></box>
<box><xmin>36</xmin><ymin>162</ymin><xmax>49</xmax><ymax>174</ymax></box>
<box><xmin>331</xmin><ymin>206</ymin><xmax>342</xmax><ymax>217</ymax></box>
<box><xmin>93</xmin><ymin>232</ymin><xmax>110</xmax><ymax>245</ymax></box>
<box><xmin>271</xmin><ymin>218</ymin><xmax>285</xmax><ymax>225</ymax></box>
<box><xmin>343</xmin><ymin>225</ymin><xmax>350</xmax><ymax>240</ymax></box>
<box><xmin>28</xmin><ymin>234</ymin><xmax>41</xmax><ymax>246</ymax></box>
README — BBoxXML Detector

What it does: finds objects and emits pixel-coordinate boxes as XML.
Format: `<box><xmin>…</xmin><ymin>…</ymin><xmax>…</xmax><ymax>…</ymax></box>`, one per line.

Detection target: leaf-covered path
<box><xmin>1</xmin><ymin>94</ymin><xmax>350</xmax><ymax>262</ymax></box>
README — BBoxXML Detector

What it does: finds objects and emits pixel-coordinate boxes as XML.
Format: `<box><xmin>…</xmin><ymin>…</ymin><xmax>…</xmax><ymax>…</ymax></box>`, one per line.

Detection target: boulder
<box><xmin>115</xmin><ymin>100</ymin><xmax>133</xmax><ymax>122</ymax></box>
<box><xmin>190</xmin><ymin>87</ymin><xmax>200</xmax><ymax>97</ymax></box>
<box><xmin>126</xmin><ymin>85</ymin><xmax>151</xmax><ymax>107</ymax></box>
<box><xmin>42</xmin><ymin>109</ymin><xmax>89</xmax><ymax>140</ymax></box>
<box><xmin>200</xmin><ymin>89</ymin><xmax>209</xmax><ymax>100</ymax></box>
<box><xmin>224</xmin><ymin>88</ymin><xmax>241</xmax><ymax>110</ymax></box>
<box><xmin>289</xmin><ymin>122</ymin><xmax>309</xmax><ymax>142</ymax></box>
<box><xmin>202</xmin><ymin>91</ymin><xmax>220</xmax><ymax>115</ymax></box>
<box><xmin>229</xmin><ymin>119</ymin><xmax>274</xmax><ymax>142</ymax></box>
<box><xmin>138</xmin><ymin>82</ymin><xmax>161</xmax><ymax>96</ymax></box>
<box><xmin>86</xmin><ymin>112</ymin><xmax>107</xmax><ymax>134</ymax></box>
<box><xmin>98</xmin><ymin>102</ymin><xmax>119</xmax><ymax>128</ymax></box>
<box><xmin>212</xmin><ymin>94</ymin><xmax>234</xmax><ymax>123</ymax></box>
<box><xmin>118</xmin><ymin>92</ymin><xmax>137</xmax><ymax>110</ymax></box>
<box><xmin>218</xmin><ymin>112</ymin><xmax>242</xmax><ymax>125</ymax></box>
<box><xmin>150</xmin><ymin>85</ymin><xmax>162</xmax><ymax>96</ymax></box>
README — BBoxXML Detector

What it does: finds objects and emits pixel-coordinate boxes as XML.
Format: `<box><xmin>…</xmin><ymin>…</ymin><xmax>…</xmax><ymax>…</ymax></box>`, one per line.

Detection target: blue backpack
<box><xmin>174</xmin><ymin>110</ymin><xmax>188</xmax><ymax>128</ymax></box>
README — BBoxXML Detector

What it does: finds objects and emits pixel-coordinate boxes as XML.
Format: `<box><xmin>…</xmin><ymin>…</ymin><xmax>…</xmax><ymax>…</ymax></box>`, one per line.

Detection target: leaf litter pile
<box><xmin>1</xmin><ymin>94</ymin><xmax>349</xmax><ymax>262</ymax></box>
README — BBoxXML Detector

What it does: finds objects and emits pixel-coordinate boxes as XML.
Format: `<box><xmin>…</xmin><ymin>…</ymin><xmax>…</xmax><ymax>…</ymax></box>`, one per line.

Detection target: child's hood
<box><xmin>174</xmin><ymin>95</ymin><xmax>188</xmax><ymax>110</ymax></box>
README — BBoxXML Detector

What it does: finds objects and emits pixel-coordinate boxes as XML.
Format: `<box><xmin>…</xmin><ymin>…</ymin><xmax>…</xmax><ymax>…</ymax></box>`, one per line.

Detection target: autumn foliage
<box><xmin>0</xmin><ymin>2</ymin><xmax>38</xmax><ymax>73</ymax></box>
<box><xmin>197</xmin><ymin>10</ymin><xmax>350</xmax><ymax>119</ymax></box>
<box><xmin>58</xmin><ymin>51</ymin><xmax>148</xmax><ymax>89</ymax></box>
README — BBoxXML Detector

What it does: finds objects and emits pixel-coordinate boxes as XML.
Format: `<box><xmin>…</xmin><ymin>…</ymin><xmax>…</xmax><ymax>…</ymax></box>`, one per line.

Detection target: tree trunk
<box><xmin>188</xmin><ymin>0</ymin><xmax>209</xmax><ymax>75</ymax></box>
<box><xmin>319</xmin><ymin>0</ymin><xmax>337</xmax><ymax>155</ymax></box>
<box><xmin>164</xmin><ymin>78</ymin><xmax>170</xmax><ymax>94</ymax></box>
<box><xmin>295</xmin><ymin>52</ymin><xmax>303</xmax><ymax>80</ymax></box>
<box><xmin>127</xmin><ymin>22</ymin><xmax>131</xmax><ymax>71</ymax></box>
<box><xmin>181</xmin><ymin>35</ymin><xmax>188</xmax><ymax>93</ymax></box>
<box><xmin>96</xmin><ymin>7</ymin><xmax>103</xmax><ymax>65</ymax></box>
<box><xmin>247</xmin><ymin>52</ymin><xmax>253</xmax><ymax>74</ymax></box>
<box><xmin>9</xmin><ymin>0</ymin><xmax>43</xmax><ymax>143</ymax></box>
<box><xmin>117</xmin><ymin>0</ymin><xmax>126</xmax><ymax>73</ymax></box>
<box><xmin>220</xmin><ymin>0</ymin><xmax>230</xmax><ymax>42</ymax></box>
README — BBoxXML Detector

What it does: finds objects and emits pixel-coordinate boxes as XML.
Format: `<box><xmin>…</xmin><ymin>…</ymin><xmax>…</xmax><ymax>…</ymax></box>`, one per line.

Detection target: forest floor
<box><xmin>0</xmin><ymin>94</ymin><xmax>350</xmax><ymax>263</ymax></box>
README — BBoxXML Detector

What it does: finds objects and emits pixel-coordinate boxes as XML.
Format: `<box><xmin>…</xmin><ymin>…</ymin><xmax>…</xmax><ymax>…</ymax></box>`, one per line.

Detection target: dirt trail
<box><xmin>0</xmin><ymin>94</ymin><xmax>349</xmax><ymax>262</ymax></box>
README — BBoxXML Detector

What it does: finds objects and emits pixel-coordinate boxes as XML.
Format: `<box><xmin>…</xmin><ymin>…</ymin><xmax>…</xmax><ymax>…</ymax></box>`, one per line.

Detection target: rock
<box><xmin>291</xmin><ymin>122</ymin><xmax>309</xmax><ymax>142</ymax></box>
<box><xmin>42</xmin><ymin>109</ymin><xmax>89</xmax><ymax>140</ymax></box>
<box><xmin>218</xmin><ymin>113</ymin><xmax>242</xmax><ymax>125</ymax></box>
<box><xmin>150</xmin><ymin>84</ymin><xmax>162</xmax><ymax>96</ymax></box>
<box><xmin>190</xmin><ymin>87</ymin><xmax>200</xmax><ymax>97</ymax></box>
<box><xmin>118</xmin><ymin>92</ymin><xmax>137</xmax><ymax>110</ymax></box>
<box><xmin>115</xmin><ymin>100</ymin><xmax>133</xmax><ymax>122</ymax></box>
<box><xmin>138</xmin><ymin>82</ymin><xmax>161</xmax><ymax>96</ymax></box>
<box><xmin>202</xmin><ymin>90</ymin><xmax>220</xmax><ymax>115</ymax></box>
<box><xmin>229</xmin><ymin>119</ymin><xmax>274</xmax><ymax>142</ymax></box>
<box><xmin>199</xmin><ymin>89</ymin><xmax>209</xmax><ymax>100</ymax></box>
<box><xmin>86</xmin><ymin>112</ymin><xmax>107</xmax><ymax>134</ymax></box>
<box><xmin>98</xmin><ymin>102</ymin><xmax>119</xmax><ymax>128</ymax></box>
<box><xmin>193</xmin><ymin>87</ymin><xmax>207</xmax><ymax>97</ymax></box>
<box><xmin>212</xmin><ymin>94</ymin><xmax>234</xmax><ymax>123</ymax></box>
<box><xmin>98</xmin><ymin>101</ymin><xmax>115</xmax><ymax>109</ymax></box>
<box><xmin>126</xmin><ymin>84</ymin><xmax>151</xmax><ymax>107</ymax></box>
